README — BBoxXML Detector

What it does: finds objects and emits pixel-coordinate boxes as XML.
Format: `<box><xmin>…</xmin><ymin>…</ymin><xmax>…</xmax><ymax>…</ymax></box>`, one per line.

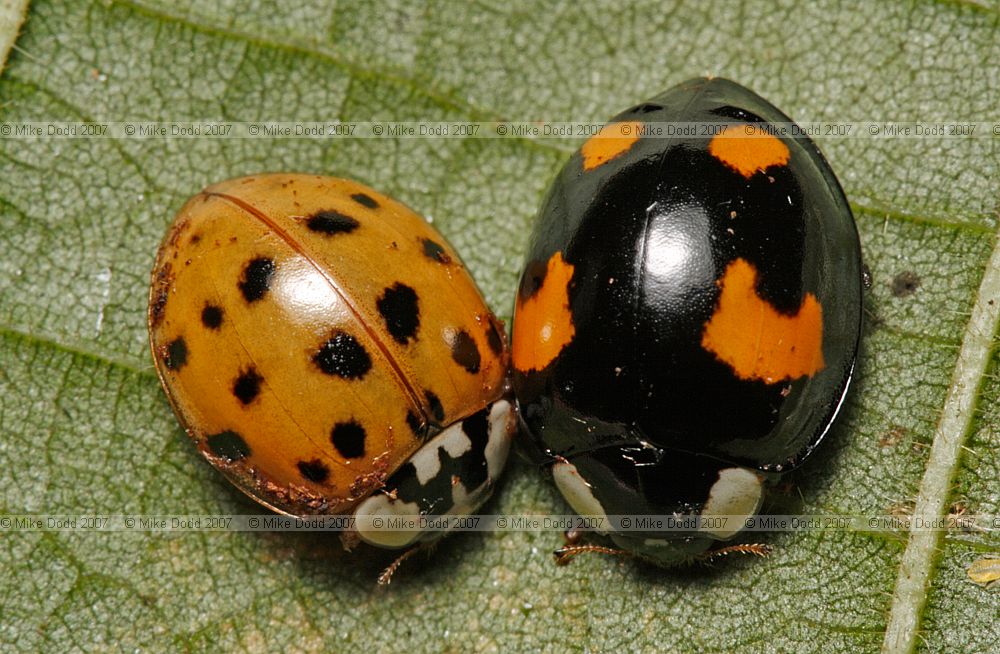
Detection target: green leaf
<box><xmin>2</xmin><ymin>1</ymin><xmax>999</xmax><ymax>652</ymax></box>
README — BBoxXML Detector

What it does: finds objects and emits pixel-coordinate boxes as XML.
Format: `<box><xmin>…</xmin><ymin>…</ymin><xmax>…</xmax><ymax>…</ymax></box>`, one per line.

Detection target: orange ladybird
<box><xmin>149</xmin><ymin>174</ymin><xmax>515</xmax><ymax>568</ymax></box>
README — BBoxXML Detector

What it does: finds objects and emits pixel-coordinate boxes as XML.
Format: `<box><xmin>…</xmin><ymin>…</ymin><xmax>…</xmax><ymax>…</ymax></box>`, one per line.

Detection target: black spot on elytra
<box><xmin>232</xmin><ymin>367</ymin><xmax>263</xmax><ymax>405</ymax></box>
<box><xmin>313</xmin><ymin>332</ymin><xmax>372</xmax><ymax>379</ymax></box>
<box><xmin>201</xmin><ymin>304</ymin><xmax>223</xmax><ymax>329</ymax></box>
<box><xmin>206</xmin><ymin>431</ymin><xmax>251</xmax><ymax>461</ymax></box>
<box><xmin>425</xmin><ymin>390</ymin><xmax>445</xmax><ymax>422</ymax></box>
<box><xmin>449</xmin><ymin>329</ymin><xmax>481</xmax><ymax>374</ymax></box>
<box><xmin>297</xmin><ymin>459</ymin><xmax>330</xmax><ymax>483</ymax></box>
<box><xmin>239</xmin><ymin>257</ymin><xmax>275</xmax><ymax>303</ymax></box>
<box><xmin>163</xmin><ymin>337</ymin><xmax>188</xmax><ymax>370</ymax></box>
<box><xmin>351</xmin><ymin>193</ymin><xmax>379</xmax><ymax>209</ymax></box>
<box><xmin>891</xmin><ymin>271</ymin><xmax>920</xmax><ymax>298</ymax></box>
<box><xmin>331</xmin><ymin>420</ymin><xmax>366</xmax><ymax>459</ymax></box>
<box><xmin>519</xmin><ymin>258</ymin><xmax>549</xmax><ymax>301</ymax></box>
<box><xmin>377</xmin><ymin>283</ymin><xmax>420</xmax><ymax>344</ymax></box>
<box><xmin>306</xmin><ymin>210</ymin><xmax>359</xmax><ymax>235</ymax></box>
<box><xmin>486</xmin><ymin>318</ymin><xmax>504</xmax><ymax>355</ymax></box>
<box><xmin>421</xmin><ymin>238</ymin><xmax>451</xmax><ymax>264</ymax></box>
<box><xmin>405</xmin><ymin>410</ymin><xmax>424</xmax><ymax>437</ymax></box>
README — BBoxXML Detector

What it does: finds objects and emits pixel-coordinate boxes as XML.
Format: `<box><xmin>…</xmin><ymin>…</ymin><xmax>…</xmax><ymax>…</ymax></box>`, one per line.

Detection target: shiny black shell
<box><xmin>511</xmin><ymin>78</ymin><xmax>862</xmax><ymax>558</ymax></box>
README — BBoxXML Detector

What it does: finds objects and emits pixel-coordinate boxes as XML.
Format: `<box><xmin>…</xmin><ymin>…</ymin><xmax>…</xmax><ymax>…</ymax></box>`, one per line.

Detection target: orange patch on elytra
<box><xmin>708</xmin><ymin>124</ymin><xmax>790</xmax><ymax>178</ymax></box>
<box><xmin>580</xmin><ymin>121</ymin><xmax>642</xmax><ymax>171</ymax></box>
<box><xmin>701</xmin><ymin>258</ymin><xmax>824</xmax><ymax>384</ymax></box>
<box><xmin>512</xmin><ymin>252</ymin><xmax>576</xmax><ymax>372</ymax></box>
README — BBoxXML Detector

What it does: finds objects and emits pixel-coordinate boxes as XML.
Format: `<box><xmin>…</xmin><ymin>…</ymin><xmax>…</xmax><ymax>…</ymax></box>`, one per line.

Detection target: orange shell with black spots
<box><xmin>149</xmin><ymin>174</ymin><xmax>508</xmax><ymax>515</ymax></box>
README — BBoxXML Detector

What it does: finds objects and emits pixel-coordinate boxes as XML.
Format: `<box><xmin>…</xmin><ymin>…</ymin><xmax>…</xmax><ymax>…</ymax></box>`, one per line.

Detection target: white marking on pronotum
<box><xmin>408</xmin><ymin>400</ymin><xmax>514</xmax><ymax>488</ymax></box>
<box><xmin>408</xmin><ymin>421</ymin><xmax>471</xmax><ymax>486</ymax></box>
<box><xmin>440</xmin><ymin>426</ymin><xmax>472</xmax><ymax>459</ymax></box>
<box><xmin>552</xmin><ymin>459</ymin><xmax>610</xmax><ymax>534</ymax></box>
<box><xmin>882</xmin><ymin>230</ymin><xmax>1000</xmax><ymax>654</ymax></box>
<box><xmin>353</xmin><ymin>493</ymin><xmax>421</xmax><ymax>549</ymax></box>
<box><xmin>448</xmin><ymin>400</ymin><xmax>516</xmax><ymax>518</ymax></box>
<box><xmin>484</xmin><ymin>399</ymin><xmax>515</xmax><ymax>480</ymax></box>
<box><xmin>699</xmin><ymin>467</ymin><xmax>763</xmax><ymax>539</ymax></box>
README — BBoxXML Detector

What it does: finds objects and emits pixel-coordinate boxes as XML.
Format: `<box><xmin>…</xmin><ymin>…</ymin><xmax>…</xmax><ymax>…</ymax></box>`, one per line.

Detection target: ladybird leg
<box><xmin>354</xmin><ymin>399</ymin><xmax>516</xmax><ymax>549</ymax></box>
<box><xmin>697</xmin><ymin>543</ymin><xmax>772</xmax><ymax>562</ymax></box>
<box><xmin>553</xmin><ymin>543</ymin><xmax>632</xmax><ymax>566</ymax></box>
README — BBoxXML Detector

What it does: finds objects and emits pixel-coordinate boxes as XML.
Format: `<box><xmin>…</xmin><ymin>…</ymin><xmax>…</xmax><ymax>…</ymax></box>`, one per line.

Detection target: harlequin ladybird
<box><xmin>149</xmin><ymin>174</ymin><xmax>515</xmax><ymax>578</ymax></box>
<box><xmin>512</xmin><ymin>78</ymin><xmax>863</xmax><ymax>564</ymax></box>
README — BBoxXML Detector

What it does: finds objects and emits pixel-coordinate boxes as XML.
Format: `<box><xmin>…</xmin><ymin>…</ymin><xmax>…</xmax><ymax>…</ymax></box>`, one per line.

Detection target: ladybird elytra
<box><xmin>512</xmin><ymin>78</ymin><xmax>863</xmax><ymax>564</ymax></box>
<box><xmin>149</xmin><ymin>174</ymin><xmax>515</xmax><ymax>551</ymax></box>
